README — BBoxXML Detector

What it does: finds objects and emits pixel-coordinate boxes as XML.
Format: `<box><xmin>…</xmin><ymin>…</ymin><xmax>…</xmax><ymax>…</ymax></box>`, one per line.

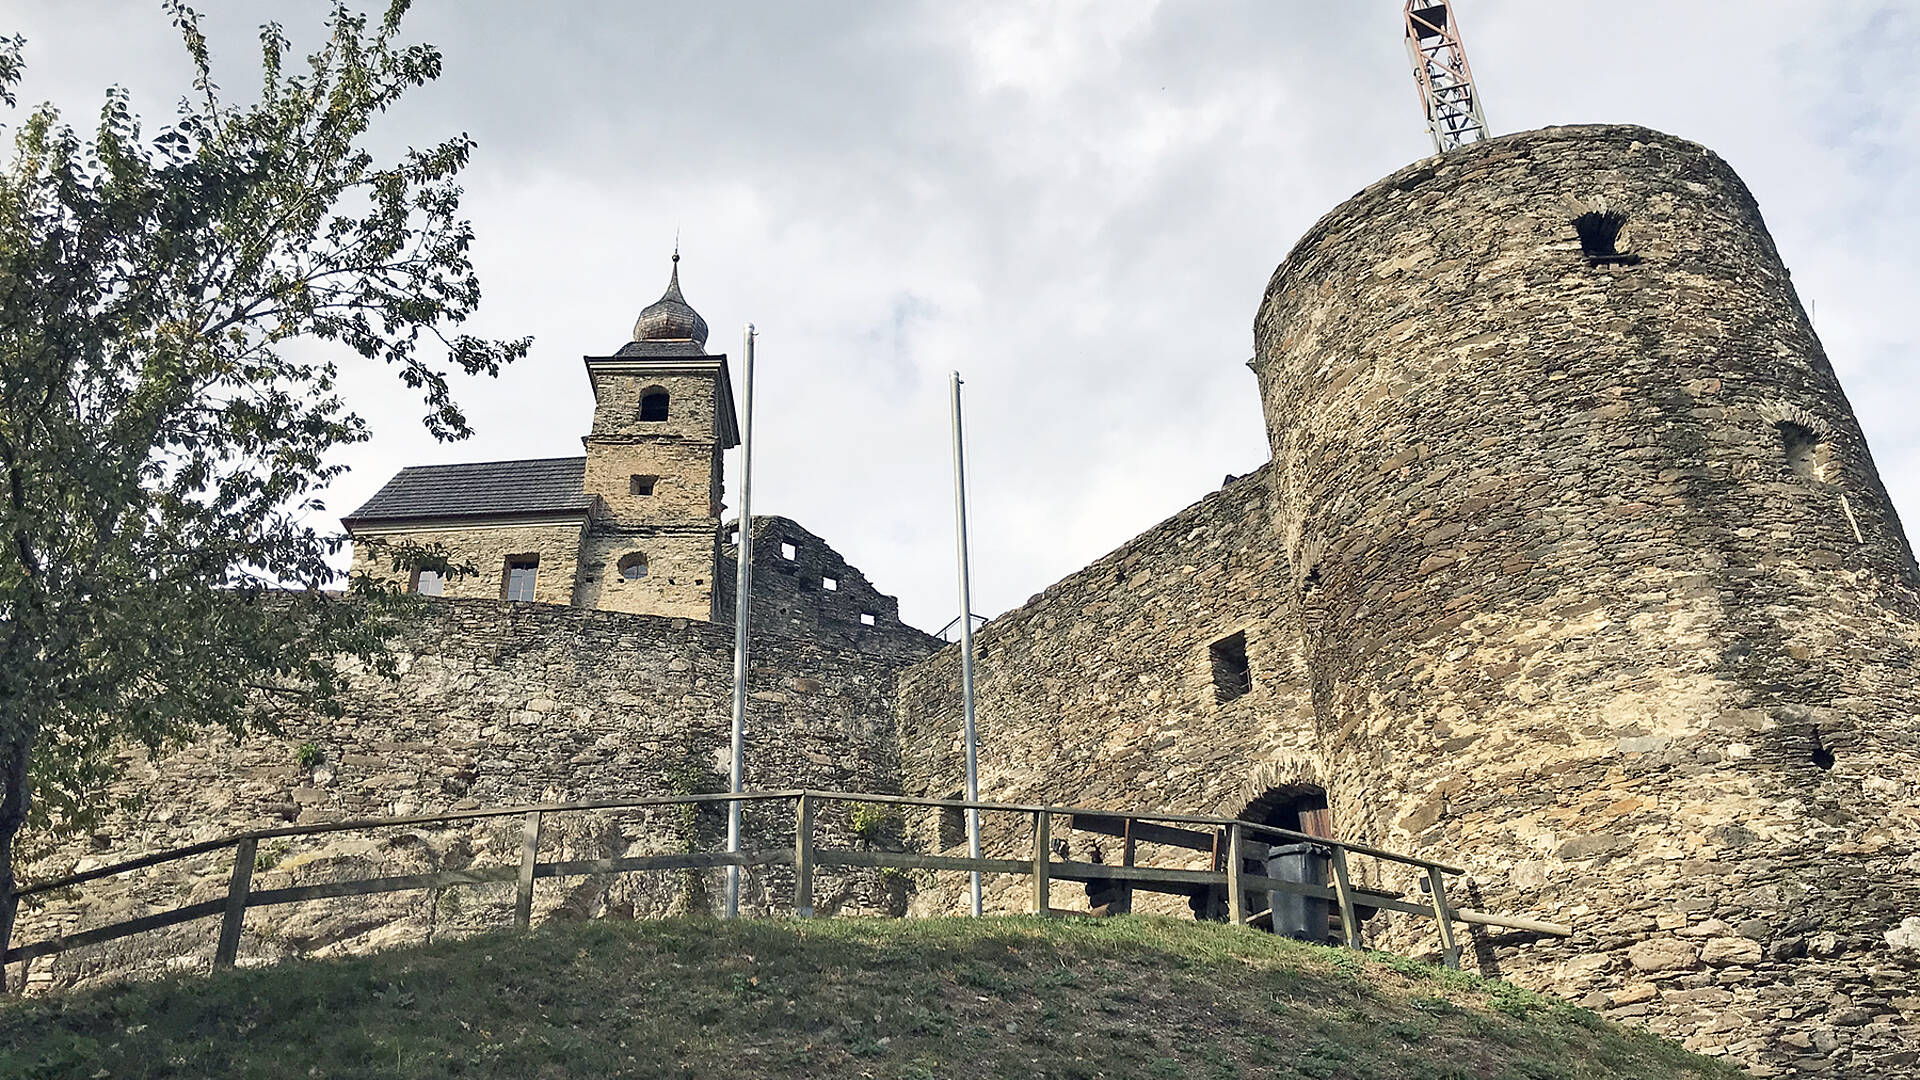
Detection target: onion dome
<box><xmin>630</xmin><ymin>250</ymin><xmax>709</xmax><ymax>348</ymax></box>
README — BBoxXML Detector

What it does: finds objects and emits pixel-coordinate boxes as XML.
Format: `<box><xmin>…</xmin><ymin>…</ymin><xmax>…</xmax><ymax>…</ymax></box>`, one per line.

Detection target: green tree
<box><xmin>0</xmin><ymin>0</ymin><xmax>525</xmax><ymax>963</ymax></box>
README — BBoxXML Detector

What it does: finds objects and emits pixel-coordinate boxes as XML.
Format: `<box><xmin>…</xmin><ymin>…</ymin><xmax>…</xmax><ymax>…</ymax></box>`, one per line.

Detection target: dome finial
<box><xmin>630</xmin><ymin>243</ymin><xmax>708</xmax><ymax>347</ymax></box>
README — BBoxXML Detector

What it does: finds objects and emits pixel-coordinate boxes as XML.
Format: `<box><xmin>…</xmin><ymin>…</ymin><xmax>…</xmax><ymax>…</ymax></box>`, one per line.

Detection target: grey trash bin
<box><xmin>1265</xmin><ymin>841</ymin><xmax>1331</xmax><ymax>942</ymax></box>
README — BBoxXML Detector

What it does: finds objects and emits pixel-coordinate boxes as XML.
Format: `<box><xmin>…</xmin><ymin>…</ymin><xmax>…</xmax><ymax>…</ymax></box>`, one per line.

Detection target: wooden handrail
<box><xmin>4</xmin><ymin>788</ymin><xmax>1564</xmax><ymax>981</ymax></box>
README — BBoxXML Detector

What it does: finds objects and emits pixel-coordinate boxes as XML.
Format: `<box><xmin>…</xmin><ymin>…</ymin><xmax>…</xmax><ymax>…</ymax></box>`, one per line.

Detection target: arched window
<box><xmin>639</xmin><ymin>389</ymin><xmax>669</xmax><ymax>422</ymax></box>
<box><xmin>618</xmin><ymin>553</ymin><xmax>648</xmax><ymax>580</ymax></box>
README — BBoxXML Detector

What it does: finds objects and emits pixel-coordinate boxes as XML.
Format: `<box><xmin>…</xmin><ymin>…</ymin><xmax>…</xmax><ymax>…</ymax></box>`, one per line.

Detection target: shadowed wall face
<box><xmin>1253</xmin><ymin>124</ymin><xmax>1920</xmax><ymax>1074</ymax></box>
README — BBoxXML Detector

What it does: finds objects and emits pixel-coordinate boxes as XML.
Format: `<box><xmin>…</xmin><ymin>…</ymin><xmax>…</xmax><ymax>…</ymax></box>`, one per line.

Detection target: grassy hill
<box><xmin>1</xmin><ymin>916</ymin><xmax>1742</xmax><ymax>1080</ymax></box>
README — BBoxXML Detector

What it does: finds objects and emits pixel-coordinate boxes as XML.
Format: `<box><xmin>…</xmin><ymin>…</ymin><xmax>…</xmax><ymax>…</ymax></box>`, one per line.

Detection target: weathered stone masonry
<box><xmin>13</xmin><ymin>598</ymin><xmax>932</xmax><ymax>992</ymax></box>
<box><xmin>16</xmin><ymin>123</ymin><xmax>1920</xmax><ymax>1080</ymax></box>
<box><xmin>899</xmin><ymin>126</ymin><xmax>1920</xmax><ymax>1077</ymax></box>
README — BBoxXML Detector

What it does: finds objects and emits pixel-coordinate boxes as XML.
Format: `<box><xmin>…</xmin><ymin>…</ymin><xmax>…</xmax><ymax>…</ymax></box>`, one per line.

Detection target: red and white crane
<box><xmin>1404</xmin><ymin>1</ymin><xmax>1491</xmax><ymax>153</ymax></box>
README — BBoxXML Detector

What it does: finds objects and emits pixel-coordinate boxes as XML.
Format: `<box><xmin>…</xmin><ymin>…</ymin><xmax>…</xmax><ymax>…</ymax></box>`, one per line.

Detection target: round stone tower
<box><xmin>1253</xmin><ymin>125</ymin><xmax>1920</xmax><ymax>1075</ymax></box>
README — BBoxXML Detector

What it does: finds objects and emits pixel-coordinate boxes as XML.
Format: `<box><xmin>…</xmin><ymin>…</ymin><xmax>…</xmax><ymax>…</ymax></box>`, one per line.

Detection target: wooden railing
<box><xmin>1</xmin><ymin>789</ymin><xmax>1570</xmax><ymax>986</ymax></box>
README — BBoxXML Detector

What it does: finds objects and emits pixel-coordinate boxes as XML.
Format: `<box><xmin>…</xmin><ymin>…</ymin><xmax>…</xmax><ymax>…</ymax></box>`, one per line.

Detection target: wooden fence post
<box><xmin>515</xmin><ymin>811</ymin><xmax>543</xmax><ymax>931</ymax></box>
<box><xmin>1328</xmin><ymin>846</ymin><xmax>1363</xmax><ymax>950</ymax></box>
<box><xmin>794</xmin><ymin>794</ymin><xmax>815</xmax><ymax>917</ymax></box>
<box><xmin>1226</xmin><ymin>823</ymin><xmax>1245</xmax><ymax>926</ymax></box>
<box><xmin>214</xmin><ymin>837</ymin><xmax>257</xmax><ymax>970</ymax></box>
<box><xmin>1031</xmin><ymin>811</ymin><xmax>1051</xmax><ymax>916</ymax></box>
<box><xmin>1426</xmin><ymin>866</ymin><xmax>1460</xmax><ymax>969</ymax></box>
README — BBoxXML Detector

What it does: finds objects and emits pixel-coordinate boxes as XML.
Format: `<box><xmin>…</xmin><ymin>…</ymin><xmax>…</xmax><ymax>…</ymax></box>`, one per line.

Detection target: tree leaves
<box><xmin>0</xmin><ymin>2</ymin><xmax>524</xmax><ymax>880</ymax></box>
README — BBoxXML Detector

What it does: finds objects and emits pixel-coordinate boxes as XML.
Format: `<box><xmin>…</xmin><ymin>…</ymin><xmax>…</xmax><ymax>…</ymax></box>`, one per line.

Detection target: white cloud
<box><xmin>12</xmin><ymin>0</ymin><xmax>1919</xmax><ymax>628</ymax></box>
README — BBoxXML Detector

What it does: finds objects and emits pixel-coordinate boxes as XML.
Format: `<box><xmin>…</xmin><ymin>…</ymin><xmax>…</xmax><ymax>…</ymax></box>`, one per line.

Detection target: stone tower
<box><xmin>1254</xmin><ymin>125</ymin><xmax>1920</xmax><ymax>1073</ymax></box>
<box><xmin>575</xmin><ymin>254</ymin><xmax>740</xmax><ymax>619</ymax></box>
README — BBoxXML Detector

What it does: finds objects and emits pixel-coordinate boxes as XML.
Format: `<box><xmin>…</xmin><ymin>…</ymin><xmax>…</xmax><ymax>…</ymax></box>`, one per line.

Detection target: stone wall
<box><xmin>896</xmin><ymin>465</ymin><xmax>1333</xmax><ymax>916</ymax></box>
<box><xmin>1247</xmin><ymin>124</ymin><xmax>1919</xmax><ymax>1076</ymax></box>
<box><xmin>574</xmin><ymin>521</ymin><xmax>722</xmax><ymax>620</ymax></box>
<box><xmin>9</xmin><ymin>598</ymin><xmax>918</xmax><ymax>993</ymax></box>
<box><xmin>889</xmin><ymin>124</ymin><xmax>1920</xmax><ymax>1076</ymax></box>
<box><xmin>349</xmin><ymin>519</ymin><xmax>588</xmax><ymax>606</ymax></box>
<box><xmin>720</xmin><ymin>516</ymin><xmax>943</xmax><ymax>666</ymax></box>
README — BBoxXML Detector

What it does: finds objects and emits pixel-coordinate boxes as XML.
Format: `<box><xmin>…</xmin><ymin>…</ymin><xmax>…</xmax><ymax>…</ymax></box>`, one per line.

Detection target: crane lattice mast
<box><xmin>1405</xmin><ymin>1</ymin><xmax>1490</xmax><ymax>154</ymax></box>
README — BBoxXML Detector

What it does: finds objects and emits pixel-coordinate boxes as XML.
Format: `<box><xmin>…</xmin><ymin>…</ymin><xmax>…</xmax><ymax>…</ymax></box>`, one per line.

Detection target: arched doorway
<box><xmin>1240</xmin><ymin>784</ymin><xmax>1334</xmax><ymax>940</ymax></box>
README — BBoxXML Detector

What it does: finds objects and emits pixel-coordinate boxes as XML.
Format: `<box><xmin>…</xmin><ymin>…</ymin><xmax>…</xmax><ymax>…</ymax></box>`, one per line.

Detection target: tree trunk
<box><xmin>0</xmin><ymin>732</ymin><xmax>31</xmax><ymax>994</ymax></box>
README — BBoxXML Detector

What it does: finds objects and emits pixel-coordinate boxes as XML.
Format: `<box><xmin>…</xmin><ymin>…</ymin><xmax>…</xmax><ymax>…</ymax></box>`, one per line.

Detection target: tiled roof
<box><xmin>630</xmin><ymin>254</ymin><xmax>709</xmax><ymax>348</ymax></box>
<box><xmin>342</xmin><ymin>456</ymin><xmax>590</xmax><ymax>528</ymax></box>
<box><xmin>613</xmin><ymin>339</ymin><xmax>710</xmax><ymax>358</ymax></box>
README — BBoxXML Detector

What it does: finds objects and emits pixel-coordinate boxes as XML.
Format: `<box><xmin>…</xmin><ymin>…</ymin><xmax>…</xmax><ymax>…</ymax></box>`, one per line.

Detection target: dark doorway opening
<box><xmin>1243</xmin><ymin>786</ymin><xmax>1335</xmax><ymax>941</ymax></box>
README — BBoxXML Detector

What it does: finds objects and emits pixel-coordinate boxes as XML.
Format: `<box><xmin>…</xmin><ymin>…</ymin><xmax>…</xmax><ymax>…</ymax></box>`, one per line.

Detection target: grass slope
<box><xmin>2</xmin><ymin>916</ymin><xmax>1742</xmax><ymax>1080</ymax></box>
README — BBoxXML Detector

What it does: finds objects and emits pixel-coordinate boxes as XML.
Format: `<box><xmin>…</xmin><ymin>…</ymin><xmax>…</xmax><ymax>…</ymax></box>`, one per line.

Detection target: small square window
<box><xmin>822</xmin><ymin>576</ymin><xmax>838</xmax><ymax>591</ymax></box>
<box><xmin>414</xmin><ymin>569</ymin><xmax>444</xmax><ymax>596</ymax></box>
<box><xmin>630</xmin><ymin>475</ymin><xmax>657</xmax><ymax>496</ymax></box>
<box><xmin>780</xmin><ymin>541</ymin><xmax>797</xmax><ymax>561</ymax></box>
<box><xmin>726</xmin><ymin>526</ymin><xmax>740</xmax><ymax>544</ymax></box>
<box><xmin>860</xmin><ymin>611</ymin><xmax>877</xmax><ymax>627</ymax></box>
<box><xmin>1210</xmin><ymin>632</ymin><xmax>1251</xmax><ymax>704</ymax></box>
<box><xmin>504</xmin><ymin>557</ymin><xmax>539</xmax><ymax>603</ymax></box>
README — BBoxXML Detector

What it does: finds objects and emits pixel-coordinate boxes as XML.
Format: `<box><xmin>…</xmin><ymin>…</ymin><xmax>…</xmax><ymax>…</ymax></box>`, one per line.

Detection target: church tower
<box><xmin>574</xmin><ymin>253</ymin><xmax>740</xmax><ymax>619</ymax></box>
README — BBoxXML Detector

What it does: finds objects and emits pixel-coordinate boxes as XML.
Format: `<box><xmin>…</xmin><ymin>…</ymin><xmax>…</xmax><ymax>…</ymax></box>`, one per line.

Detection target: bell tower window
<box><xmin>639</xmin><ymin>390</ymin><xmax>669</xmax><ymax>422</ymax></box>
<box><xmin>630</xmin><ymin>474</ymin><xmax>657</xmax><ymax>496</ymax></box>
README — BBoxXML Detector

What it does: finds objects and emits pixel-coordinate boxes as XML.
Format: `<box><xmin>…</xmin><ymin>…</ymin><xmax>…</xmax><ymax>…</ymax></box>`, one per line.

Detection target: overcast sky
<box><xmin>12</xmin><ymin>2</ymin><xmax>1919</xmax><ymax>632</ymax></box>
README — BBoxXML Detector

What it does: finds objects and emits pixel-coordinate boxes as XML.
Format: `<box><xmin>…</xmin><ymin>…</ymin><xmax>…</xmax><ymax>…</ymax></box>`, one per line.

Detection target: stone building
<box><xmin>12</xmin><ymin>124</ymin><xmax>1920</xmax><ymax>1077</ymax></box>
<box><xmin>344</xmin><ymin>253</ymin><xmax>741</xmax><ymax>622</ymax></box>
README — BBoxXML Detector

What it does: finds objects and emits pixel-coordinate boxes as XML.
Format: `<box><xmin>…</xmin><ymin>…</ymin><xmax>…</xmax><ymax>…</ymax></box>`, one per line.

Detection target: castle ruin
<box><xmin>12</xmin><ymin>125</ymin><xmax>1920</xmax><ymax>1078</ymax></box>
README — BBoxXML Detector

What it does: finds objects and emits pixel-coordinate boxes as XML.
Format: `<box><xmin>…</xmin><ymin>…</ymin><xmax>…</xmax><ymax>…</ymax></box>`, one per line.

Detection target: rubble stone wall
<box><xmin>573</xmin><ymin>521</ymin><xmax>721</xmax><ymax>620</ymax></box>
<box><xmin>348</xmin><ymin>519</ymin><xmax>587</xmax><ymax>605</ymax></box>
<box><xmin>1250</xmin><ymin>124</ymin><xmax>1920</xmax><ymax>1076</ymax></box>
<box><xmin>10</xmin><ymin>598</ymin><xmax>921</xmax><ymax>993</ymax></box>
<box><xmin>895</xmin><ymin>465</ymin><xmax>1337</xmax><ymax>917</ymax></box>
<box><xmin>720</xmin><ymin>516</ymin><xmax>942</xmax><ymax>666</ymax></box>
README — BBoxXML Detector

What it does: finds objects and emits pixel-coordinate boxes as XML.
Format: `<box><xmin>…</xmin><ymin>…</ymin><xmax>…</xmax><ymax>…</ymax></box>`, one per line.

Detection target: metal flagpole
<box><xmin>725</xmin><ymin>325</ymin><xmax>757</xmax><ymax>919</ymax></box>
<box><xmin>950</xmin><ymin>371</ymin><xmax>983</xmax><ymax>917</ymax></box>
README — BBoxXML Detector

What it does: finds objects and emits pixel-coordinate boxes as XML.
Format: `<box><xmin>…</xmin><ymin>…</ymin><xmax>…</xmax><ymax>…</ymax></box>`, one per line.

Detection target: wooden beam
<box><xmin>213</xmin><ymin>837</ymin><xmax>256</xmax><ymax>970</ymax></box>
<box><xmin>1226</xmin><ymin>823</ymin><xmax>1245</xmax><ymax>926</ymax></box>
<box><xmin>816</xmin><ymin>850</ymin><xmax>1030</xmax><ymax>876</ymax></box>
<box><xmin>536</xmin><ymin>851</ymin><xmax>790</xmax><ymax>878</ymax></box>
<box><xmin>1427</xmin><ymin>866</ymin><xmax>1460</xmax><ymax>969</ymax></box>
<box><xmin>794</xmin><ymin>793</ymin><xmax>815</xmax><ymax>917</ymax></box>
<box><xmin>1328</xmin><ymin>846</ymin><xmax>1363</xmax><ymax>950</ymax></box>
<box><xmin>1031</xmin><ymin>811</ymin><xmax>1052</xmax><ymax>915</ymax></box>
<box><xmin>3</xmin><ymin>899</ymin><xmax>226</xmax><ymax>964</ymax></box>
<box><xmin>1067</xmin><ymin>814</ymin><xmax>1216</xmax><ymax>853</ymax></box>
<box><xmin>515</xmin><ymin>811</ymin><xmax>542</xmax><ymax>931</ymax></box>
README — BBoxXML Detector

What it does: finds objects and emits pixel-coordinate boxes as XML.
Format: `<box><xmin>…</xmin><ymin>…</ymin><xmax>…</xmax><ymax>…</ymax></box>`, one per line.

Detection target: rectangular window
<box><xmin>780</xmin><ymin>541</ymin><xmax>797</xmax><ymax>561</ymax></box>
<box><xmin>629</xmin><ymin>474</ymin><xmax>657</xmax><ymax>496</ymax></box>
<box><xmin>414</xmin><ymin>569</ymin><xmax>444</xmax><ymax>596</ymax></box>
<box><xmin>938</xmin><ymin>796</ymin><xmax>967</xmax><ymax>850</ymax></box>
<box><xmin>504</xmin><ymin>557</ymin><xmax>539</xmax><ymax>602</ymax></box>
<box><xmin>860</xmin><ymin>611</ymin><xmax>877</xmax><ymax>627</ymax></box>
<box><xmin>1210</xmin><ymin>632</ymin><xmax>1251</xmax><ymax>703</ymax></box>
<box><xmin>822</xmin><ymin>576</ymin><xmax>838</xmax><ymax>591</ymax></box>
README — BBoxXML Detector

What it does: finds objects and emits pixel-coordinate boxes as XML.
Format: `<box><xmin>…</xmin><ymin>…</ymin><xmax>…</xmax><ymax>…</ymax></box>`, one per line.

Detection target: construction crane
<box><xmin>1404</xmin><ymin>1</ymin><xmax>1491</xmax><ymax>154</ymax></box>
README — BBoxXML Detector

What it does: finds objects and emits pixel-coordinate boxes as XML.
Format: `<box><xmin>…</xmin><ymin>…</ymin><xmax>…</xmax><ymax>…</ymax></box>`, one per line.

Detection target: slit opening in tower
<box><xmin>1811</xmin><ymin>728</ymin><xmax>1835</xmax><ymax>771</ymax></box>
<box><xmin>1777</xmin><ymin>420</ymin><xmax>1824</xmax><ymax>481</ymax></box>
<box><xmin>1572</xmin><ymin>211</ymin><xmax>1640</xmax><ymax>266</ymax></box>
